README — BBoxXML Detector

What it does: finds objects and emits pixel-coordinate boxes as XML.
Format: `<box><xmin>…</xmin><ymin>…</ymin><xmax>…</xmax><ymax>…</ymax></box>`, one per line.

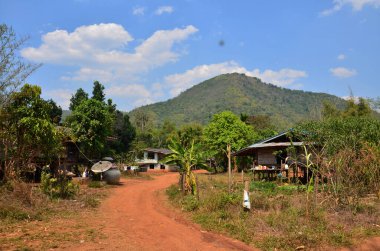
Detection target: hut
<box><xmin>233</xmin><ymin>131</ymin><xmax>306</xmax><ymax>180</ymax></box>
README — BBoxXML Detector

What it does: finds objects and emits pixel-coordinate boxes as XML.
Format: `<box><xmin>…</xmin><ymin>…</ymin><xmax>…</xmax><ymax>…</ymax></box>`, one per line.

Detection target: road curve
<box><xmin>70</xmin><ymin>173</ymin><xmax>256</xmax><ymax>251</ymax></box>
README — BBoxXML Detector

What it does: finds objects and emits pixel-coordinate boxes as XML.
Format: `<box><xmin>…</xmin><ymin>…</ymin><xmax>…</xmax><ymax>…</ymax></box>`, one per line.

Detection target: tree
<box><xmin>204</xmin><ymin>111</ymin><xmax>258</xmax><ymax>170</ymax></box>
<box><xmin>46</xmin><ymin>99</ymin><xmax>62</xmax><ymax>124</ymax></box>
<box><xmin>164</xmin><ymin>138</ymin><xmax>206</xmax><ymax>196</ymax></box>
<box><xmin>171</xmin><ymin>123</ymin><xmax>203</xmax><ymax>149</ymax></box>
<box><xmin>69</xmin><ymin>88</ymin><xmax>88</xmax><ymax>111</ymax></box>
<box><xmin>66</xmin><ymin>99</ymin><xmax>113</xmax><ymax>159</ymax></box>
<box><xmin>0</xmin><ymin>24</ymin><xmax>40</xmax><ymax>107</ymax></box>
<box><xmin>132</xmin><ymin>109</ymin><xmax>156</xmax><ymax>132</ymax></box>
<box><xmin>108</xmin><ymin>111</ymin><xmax>136</xmax><ymax>154</ymax></box>
<box><xmin>322</xmin><ymin>97</ymin><xmax>373</xmax><ymax>119</ymax></box>
<box><xmin>152</xmin><ymin>120</ymin><xmax>176</xmax><ymax>148</ymax></box>
<box><xmin>0</xmin><ymin>84</ymin><xmax>61</xmax><ymax>180</ymax></box>
<box><xmin>92</xmin><ymin>81</ymin><xmax>105</xmax><ymax>102</ymax></box>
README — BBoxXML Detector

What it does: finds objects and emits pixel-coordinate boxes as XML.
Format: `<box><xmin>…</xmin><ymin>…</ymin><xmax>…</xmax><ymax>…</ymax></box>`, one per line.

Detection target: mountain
<box><xmin>132</xmin><ymin>73</ymin><xmax>347</xmax><ymax>129</ymax></box>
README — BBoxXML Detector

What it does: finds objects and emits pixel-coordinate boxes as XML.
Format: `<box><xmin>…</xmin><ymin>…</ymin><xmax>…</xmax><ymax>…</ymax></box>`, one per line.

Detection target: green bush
<box><xmin>182</xmin><ymin>195</ymin><xmax>199</xmax><ymax>211</ymax></box>
<box><xmin>0</xmin><ymin>207</ymin><xmax>29</xmax><ymax>220</ymax></box>
<box><xmin>40</xmin><ymin>172</ymin><xmax>78</xmax><ymax>199</ymax></box>
<box><xmin>166</xmin><ymin>184</ymin><xmax>181</xmax><ymax>201</ymax></box>
<box><xmin>88</xmin><ymin>180</ymin><xmax>105</xmax><ymax>188</ymax></box>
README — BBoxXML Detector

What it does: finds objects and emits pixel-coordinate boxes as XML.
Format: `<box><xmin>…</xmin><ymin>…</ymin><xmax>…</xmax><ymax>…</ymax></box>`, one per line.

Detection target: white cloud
<box><xmin>106</xmin><ymin>84</ymin><xmax>154</xmax><ymax>108</ymax></box>
<box><xmin>330</xmin><ymin>67</ymin><xmax>357</xmax><ymax>78</ymax></box>
<box><xmin>163</xmin><ymin>61</ymin><xmax>307</xmax><ymax>97</ymax></box>
<box><xmin>43</xmin><ymin>89</ymin><xmax>72</xmax><ymax>110</ymax></box>
<box><xmin>22</xmin><ymin>23</ymin><xmax>198</xmax><ymax>110</ymax></box>
<box><xmin>133</xmin><ymin>7</ymin><xmax>145</xmax><ymax>16</ymax></box>
<box><xmin>337</xmin><ymin>54</ymin><xmax>346</xmax><ymax>60</ymax></box>
<box><xmin>321</xmin><ymin>0</ymin><xmax>380</xmax><ymax>16</ymax></box>
<box><xmin>155</xmin><ymin>6</ymin><xmax>174</xmax><ymax>15</ymax></box>
<box><xmin>22</xmin><ymin>23</ymin><xmax>198</xmax><ymax>82</ymax></box>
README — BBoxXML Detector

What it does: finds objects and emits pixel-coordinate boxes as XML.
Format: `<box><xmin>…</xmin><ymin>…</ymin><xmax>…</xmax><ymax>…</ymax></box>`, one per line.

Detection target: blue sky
<box><xmin>1</xmin><ymin>0</ymin><xmax>379</xmax><ymax>111</ymax></box>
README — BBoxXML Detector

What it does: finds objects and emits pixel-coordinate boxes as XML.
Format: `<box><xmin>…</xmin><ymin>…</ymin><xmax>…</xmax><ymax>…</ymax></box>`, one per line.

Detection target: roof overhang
<box><xmin>233</xmin><ymin>142</ymin><xmax>304</xmax><ymax>156</ymax></box>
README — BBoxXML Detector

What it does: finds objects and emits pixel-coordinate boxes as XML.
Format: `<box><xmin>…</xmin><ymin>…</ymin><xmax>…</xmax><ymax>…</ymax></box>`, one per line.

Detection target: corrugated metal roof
<box><xmin>144</xmin><ymin>148</ymin><xmax>173</xmax><ymax>155</ymax></box>
<box><xmin>232</xmin><ymin>130</ymin><xmax>303</xmax><ymax>156</ymax></box>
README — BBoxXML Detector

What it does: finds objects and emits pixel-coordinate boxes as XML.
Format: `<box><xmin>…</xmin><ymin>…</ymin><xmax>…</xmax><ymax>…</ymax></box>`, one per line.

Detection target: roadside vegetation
<box><xmin>167</xmin><ymin>173</ymin><xmax>380</xmax><ymax>250</ymax></box>
<box><xmin>0</xmin><ymin>179</ymin><xmax>109</xmax><ymax>250</ymax></box>
<box><xmin>167</xmin><ymin>98</ymin><xmax>380</xmax><ymax>250</ymax></box>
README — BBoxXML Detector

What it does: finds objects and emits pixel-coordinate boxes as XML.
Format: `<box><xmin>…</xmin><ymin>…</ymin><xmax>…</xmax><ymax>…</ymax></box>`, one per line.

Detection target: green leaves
<box><xmin>67</xmin><ymin>99</ymin><xmax>114</xmax><ymax>158</ymax></box>
<box><xmin>204</xmin><ymin>111</ymin><xmax>257</xmax><ymax>155</ymax></box>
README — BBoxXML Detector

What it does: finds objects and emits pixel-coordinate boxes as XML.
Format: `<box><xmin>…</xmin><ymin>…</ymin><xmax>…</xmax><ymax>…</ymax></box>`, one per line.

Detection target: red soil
<box><xmin>67</xmin><ymin>173</ymin><xmax>256</xmax><ymax>251</ymax></box>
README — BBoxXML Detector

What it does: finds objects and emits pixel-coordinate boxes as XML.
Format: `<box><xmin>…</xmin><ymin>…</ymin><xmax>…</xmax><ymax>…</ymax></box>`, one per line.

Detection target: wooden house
<box><xmin>233</xmin><ymin>131</ymin><xmax>306</xmax><ymax>180</ymax></box>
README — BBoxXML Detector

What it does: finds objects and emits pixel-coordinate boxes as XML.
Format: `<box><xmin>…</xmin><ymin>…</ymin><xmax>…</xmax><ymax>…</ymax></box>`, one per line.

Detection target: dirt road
<box><xmin>69</xmin><ymin>173</ymin><xmax>256</xmax><ymax>251</ymax></box>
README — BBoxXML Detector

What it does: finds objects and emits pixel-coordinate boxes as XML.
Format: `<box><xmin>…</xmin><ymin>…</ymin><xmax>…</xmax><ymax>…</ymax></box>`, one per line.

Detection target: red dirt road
<box><xmin>69</xmin><ymin>173</ymin><xmax>256</xmax><ymax>251</ymax></box>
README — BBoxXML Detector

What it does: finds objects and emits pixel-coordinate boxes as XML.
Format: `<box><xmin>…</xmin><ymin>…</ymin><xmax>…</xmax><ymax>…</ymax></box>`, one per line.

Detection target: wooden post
<box><xmin>241</xmin><ymin>170</ymin><xmax>244</xmax><ymax>183</ymax></box>
<box><xmin>244</xmin><ymin>180</ymin><xmax>249</xmax><ymax>191</ymax></box>
<box><xmin>227</xmin><ymin>144</ymin><xmax>231</xmax><ymax>193</ymax></box>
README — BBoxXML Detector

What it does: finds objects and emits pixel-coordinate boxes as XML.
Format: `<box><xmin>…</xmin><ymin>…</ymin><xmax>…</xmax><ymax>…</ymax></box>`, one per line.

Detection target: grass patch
<box><xmin>166</xmin><ymin>173</ymin><xmax>380</xmax><ymax>250</ymax></box>
<box><xmin>0</xmin><ymin>179</ymin><xmax>109</xmax><ymax>250</ymax></box>
<box><xmin>121</xmin><ymin>171</ymin><xmax>154</xmax><ymax>180</ymax></box>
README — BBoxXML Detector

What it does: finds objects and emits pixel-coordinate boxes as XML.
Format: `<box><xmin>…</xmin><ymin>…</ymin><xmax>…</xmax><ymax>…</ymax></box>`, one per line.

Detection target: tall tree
<box><xmin>204</xmin><ymin>111</ymin><xmax>258</xmax><ymax>169</ymax></box>
<box><xmin>171</xmin><ymin>123</ymin><xmax>203</xmax><ymax>149</ymax></box>
<box><xmin>46</xmin><ymin>99</ymin><xmax>62</xmax><ymax>125</ymax></box>
<box><xmin>66</xmin><ymin>99</ymin><xmax>113</xmax><ymax>159</ymax></box>
<box><xmin>0</xmin><ymin>84</ymin><xmax>61</xmax><ymax>180</ymax></box>
<box><xmin>108</xmin><ymin>111</ymin><xmax>136</xmax><ymax>154</ymax></box>
<box><xmin>69</xmin><ymin>88</ymin><xmax>88</xmax><ymax>111</ymax></box>
<box><xmin>0</xmin><ymin>24</ymin><xmax>40</xmax><ymax>107</ymax></box>
<box><xmin>92</xmin><ymin>81</ymin><xmax>105</xmax><ymax>102</ymax></box>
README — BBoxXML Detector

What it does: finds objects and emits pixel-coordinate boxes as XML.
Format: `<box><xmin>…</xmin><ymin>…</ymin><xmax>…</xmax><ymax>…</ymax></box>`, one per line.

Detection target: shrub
<box><xmin>166</xmin><ymin>184</ymin><xmax>181</xmax><ymax>201</ymax></box>
<box><xmin>88</xmin><ymin>180</ymin><xmax>105</xmax><ymax>188</ymax></box>
<box><xmin>182</xmin><ymin>195</ymin><xmax>199</xmax><ymax>211</ymax></box>
<box><xmin>40</xmin><ymin>172</ymin><xmax>78</xmax><ymax>199</ymax></box>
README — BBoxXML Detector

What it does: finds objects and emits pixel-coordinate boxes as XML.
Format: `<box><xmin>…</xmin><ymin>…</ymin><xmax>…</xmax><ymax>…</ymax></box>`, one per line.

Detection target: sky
<box><xmin>1</xmin><ymin>0</ymin><xmax>379</xmax><ymax>111</ymax></box>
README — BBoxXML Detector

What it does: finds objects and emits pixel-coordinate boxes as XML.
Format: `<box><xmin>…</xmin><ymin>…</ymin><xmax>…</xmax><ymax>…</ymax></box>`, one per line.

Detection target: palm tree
<box><xmin>164</xmin><ymin>138</ymin><xmax>206</xmax><ymax>196</ymax></box>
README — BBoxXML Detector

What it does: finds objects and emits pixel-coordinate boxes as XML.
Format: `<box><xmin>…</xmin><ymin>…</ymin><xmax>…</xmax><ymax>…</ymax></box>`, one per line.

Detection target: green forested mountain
<box><xmin>132</xmin><ymin>73</ymin><xmax>347</xmax><ymax>129</ymax></box>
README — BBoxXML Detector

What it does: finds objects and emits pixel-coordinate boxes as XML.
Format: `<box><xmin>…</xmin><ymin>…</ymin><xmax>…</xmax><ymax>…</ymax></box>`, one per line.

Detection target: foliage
<box><xmin>0</xmin><ymin>24</ymin><xmax>40</xmax><ymax>107</ymax></box>
<box><xmin>46</xmin><ymin>99</ymin><xmax>62</xmax><ymax>124</ymax></box>
<box><xmin>294</xmin><ymin>109</ymin><xmax>380</xmax><ymax>207</ymax></box>
<box><xmin>107</xmin><ymin>111</ymin><xmax>136</xmax><ymax>154</ymax></box>
<box><xmin>295</xmin><ymin>116</ymin><xmax>380</xmax><ymax>155</ymax></box>
<box><xmin>69</xmin><ymin>88</ymin><xmax>88</xmax><ymax>111</ymax></box>
<box><xmin>171</xmin><ymin>123</ymin><xmax>203</xmax><ymax>148</ymax></box>
<box><xmin>0</xmin><ymin>84</ymin><xmax>62</xmax><ymax>180</ymax></box>
<box><xmin>322</xmin><ymin>97</ymin><xmax>373</xmax><ymax>120</ymax></box>
<box><xmin>40</xmin><ymin>172</ymin><xmax>78</xmax><ymax>199</ymax></box>
<box><xmin>130</xmin><ymin>73</ymin><xmax>347</xmax><ymax>130</ymax></box>
<box><xmin>66</xmin><ymin>98</ymin><xmax>113</xmax><ymax>159</ymax></box>
<box><xmin>164</xmin><ymin>138</ymin><xmax>207</xmax><ymax>196</ymax></box>
<box><xmin>204</xmin><ymin>111</ymin><xmax>257</xmax><ymax>169</ymax></box>
<box><xmin>92</xmin><ymin>81</ymin><xmax>105</xmax><ymax>102</ymax></box>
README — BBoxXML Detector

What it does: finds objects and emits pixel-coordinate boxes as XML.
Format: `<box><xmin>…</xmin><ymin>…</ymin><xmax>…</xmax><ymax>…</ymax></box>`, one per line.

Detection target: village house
<box><xmin>136</xmin><ymin>148</ymin><xmax>178</xmax><ymax>172</ymax></box>
<box><xmin>233</xmin><ymin>131</ymin><xmax>306</xmax><ymax>180</ymax></box>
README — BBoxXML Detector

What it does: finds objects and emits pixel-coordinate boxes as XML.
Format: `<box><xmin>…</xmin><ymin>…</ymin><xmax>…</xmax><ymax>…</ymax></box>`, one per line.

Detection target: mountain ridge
<box><xmin>129</xmin><ymin>73</ymin><xmax>347</xmax><ymax>129</ymax></box>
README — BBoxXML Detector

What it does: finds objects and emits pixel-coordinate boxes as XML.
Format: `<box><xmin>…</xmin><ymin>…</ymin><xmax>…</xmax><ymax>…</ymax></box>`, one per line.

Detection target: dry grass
<box><xmin>0</xmin><ymin>179</ymin><xmax>109</xmax><ymax>250</ymax></box>
<box><xmin>167</xmin><ymin>173</ymin><xmax>380</xmax><ymax>251</ymax></box>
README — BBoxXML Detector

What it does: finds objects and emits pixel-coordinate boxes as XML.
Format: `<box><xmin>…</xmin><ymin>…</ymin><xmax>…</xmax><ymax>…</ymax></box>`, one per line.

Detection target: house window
<box><xmin>160</xmin><ymin>164</ymin><xmax>165</xmax><ymax>170</ymax></box>
<box><xmin>149</xmin><ymin>164</ymin><xmax>155</xmax><ymax>169</ymax></box>
<box><xmin>148</xmin><ymin>152</ymin><xmax>155</xmax><ymax>159</ymax></box>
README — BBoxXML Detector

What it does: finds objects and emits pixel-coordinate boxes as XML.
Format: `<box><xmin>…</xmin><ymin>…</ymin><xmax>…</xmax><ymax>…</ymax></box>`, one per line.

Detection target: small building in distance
<box><xmin>233</xmin><ymin>131</ymin><xmax>306</xmax><ymax>180</ymax></box>
<box><xmin>136</xmin><ymin>148</ymin><xmax>178</xmax><ymax>172</ymax></box>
